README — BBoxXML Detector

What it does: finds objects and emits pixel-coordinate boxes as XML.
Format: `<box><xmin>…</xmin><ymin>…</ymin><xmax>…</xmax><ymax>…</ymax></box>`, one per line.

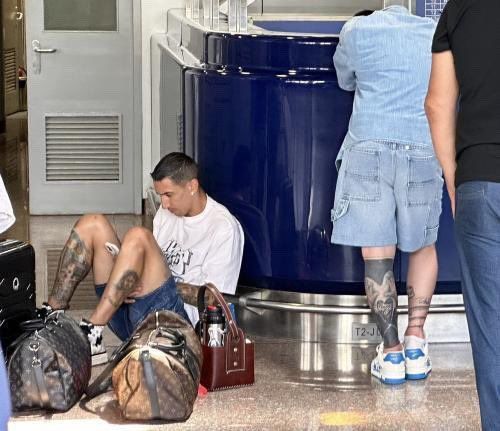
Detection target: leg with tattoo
<box><xmin>103</xmin><ymin>270</ymin><xmax>140</xmax><ymax>310</ymax></box>
<box><xmin>405</xmin><ymin>245</ymin><xmax>437</xmax><ymax>338</ymax></box>
<box><xmin>406</xmin><ymin>285</ymin><xmax>431</xmax><ymax>334</ymax></box>
<box><xmin>49</xmin><ymin>229</ymin><xmax>91</xmax><ymax>309</ymax></box>
<box><xmin>365</xmin><ymin>258</ymin><xmax>399</xmax><ymax>348</ymax></box>
<box><xmin>90</xmin><ymin>226</ymin><xmax>170</xmax><ymax>326</ymax></box>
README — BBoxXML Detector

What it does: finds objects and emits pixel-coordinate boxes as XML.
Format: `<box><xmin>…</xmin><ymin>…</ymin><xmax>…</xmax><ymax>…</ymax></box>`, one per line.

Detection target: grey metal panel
<box><xmin>248</xmin><ymin>0</ymin><xmax>263</xmax><ymax>14</ymax></box>
<box><xmin>159</xmin><ymin>48</ymin><xmax>184</xmax><ymax>157</ymax></box>
<box><xmin>231</xmin><ymin>289</ymin><xmax>470</xmax><ymax>343</ymax></box>
<box><xmin>261</xmin><ymin>0</ymin><xmax>382</xmax><ymax>15</ymax></box>
<box><xmin>26</xmin><ymin>0</ymin><xmax>140</xmax><ymax>214</ymax></box>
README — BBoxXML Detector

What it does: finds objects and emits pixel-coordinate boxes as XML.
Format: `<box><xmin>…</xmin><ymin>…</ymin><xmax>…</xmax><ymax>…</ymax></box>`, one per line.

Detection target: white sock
<box><xmin>404</xmin><ymin>335</ymin><xmax>426</xmax><ymax>350</ymax></box>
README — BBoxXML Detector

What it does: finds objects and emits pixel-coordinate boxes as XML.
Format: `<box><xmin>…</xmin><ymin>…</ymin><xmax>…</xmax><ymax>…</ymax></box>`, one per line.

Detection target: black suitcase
<box><xmin>0</xmin><ymin>239</ymin><xmax>36</xmax><ymax>354</ymax></box>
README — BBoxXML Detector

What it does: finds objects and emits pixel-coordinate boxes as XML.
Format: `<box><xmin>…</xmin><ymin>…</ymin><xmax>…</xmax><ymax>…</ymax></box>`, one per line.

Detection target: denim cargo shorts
<box><xmin>331</xmin><ymin>139</ymin><xmax>443</xmax><ymax>252</ymax></box>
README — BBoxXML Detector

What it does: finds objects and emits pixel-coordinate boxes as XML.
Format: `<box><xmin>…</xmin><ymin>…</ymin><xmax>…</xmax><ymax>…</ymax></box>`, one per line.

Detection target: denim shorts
<box><xmin>331</xmin><ymin>140</ymin><xmax>443</xmax><ymax>252</ymax></box>
<box><xmin>95</xmin><ymin>275</ymin><xmax>189</xmax><ymax>341</ymax></box>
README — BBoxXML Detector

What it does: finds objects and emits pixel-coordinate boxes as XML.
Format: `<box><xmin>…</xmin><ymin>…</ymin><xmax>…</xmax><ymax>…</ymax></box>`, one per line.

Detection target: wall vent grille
<box><xmin>4</xmin><ymin>48</ymin><xmax>17</xmax><ymax>94</ymax></box>
<box><xmin>45</xmin><ymin>115</ymin><xmax>121</xmax><ymax>182</ymax></box>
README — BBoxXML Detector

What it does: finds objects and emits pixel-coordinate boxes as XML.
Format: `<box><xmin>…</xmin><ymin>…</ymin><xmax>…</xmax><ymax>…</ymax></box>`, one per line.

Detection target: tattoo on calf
<box><xmin>104</xmin><ymin>295</ymin><xmax>121</xmax><ymax>309</ymax></box>
<box><xmin>116</xmin><ymin>270</ymin><xmax>140</xmax><ymax>294</ymax></box>
<box><xmin>104</xmin><ymin>270</ymin><xmax>140</xmax><ymax>310</ymax></box>
<box><xmin>407</xmin><ymin>285</ymin><xmax>431</xmax><ymax>330</ymax></box>
<box><xmin>365</xmin><ymin>259</ymin><xmax>399</xmax><ymax>348</ymax></box>
<box><xmin>50</xmin><ymin>229</ymin><xmax>91</xmax><ymax>308</ymax></box>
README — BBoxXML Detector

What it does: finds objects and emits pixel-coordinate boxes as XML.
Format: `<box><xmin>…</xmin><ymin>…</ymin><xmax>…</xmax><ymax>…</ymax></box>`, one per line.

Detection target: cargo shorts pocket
<box><xmin>422</xmin><ymin>197</ymin><xmax>443</xmax><ymax>247</ymax></box>
<box><xmin>407</xmin><ymin>155</ymin><xmax>442</xmax><ymax>206</ymax></box>
<box><xmin>331</xmin><ymin>198</ymin><xmax>349</xmax><ymax>222</ymax></box>
<box><xmin>342</xmin><ymin>149</ymin><xmax>381</xmax><ymax>202</ymax></box>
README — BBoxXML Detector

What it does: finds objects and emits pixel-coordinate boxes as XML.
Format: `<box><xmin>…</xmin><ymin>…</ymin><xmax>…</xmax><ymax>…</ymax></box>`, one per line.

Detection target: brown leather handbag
<box><xmin>197</xmin><ymin>284</ymin><xmax>254</xmax><ymax>391</ymax></box>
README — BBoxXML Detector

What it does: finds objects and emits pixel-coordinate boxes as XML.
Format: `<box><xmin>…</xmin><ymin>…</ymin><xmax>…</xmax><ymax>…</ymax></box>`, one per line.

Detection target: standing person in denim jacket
<box><xmin>426</xmin><ymin>1</ymin><xmax>500</xmax><ymax>428</ymax></box>
<box><xmin>332</xmin><ymin>0</ymin><xmax>442</xmax><ymax>384</ymax></box>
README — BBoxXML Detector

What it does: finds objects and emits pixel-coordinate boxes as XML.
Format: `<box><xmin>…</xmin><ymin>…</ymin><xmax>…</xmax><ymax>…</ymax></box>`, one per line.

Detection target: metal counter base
<box><xmin>229</xmin><ymin>289</ymin><xmax>470</xmax><ymax>344</ymax></box>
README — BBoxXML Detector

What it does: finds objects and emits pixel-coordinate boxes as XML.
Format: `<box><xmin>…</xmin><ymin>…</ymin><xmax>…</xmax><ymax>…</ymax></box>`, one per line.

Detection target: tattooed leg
<box><xmin>89</xmin><ymin>226</ymin><xmax>170</xmax><ymax>325</ymax></box>
<box><xmin>365</xmin><ymin>258</ymin><xmax>400</xmax><ymax>349</ymax></box>
<box><xmin>406</xmin><ymin>285</ymin><xmax>431</xmax><ymax>335</ymax></box>
<box><xmin>405</xmin><ymin>245</ymin><xmax>437</xmax><ymax>338</ymax></box>
<box><xmin>49</xmin><ymin>229</ymin><xmax>91</xmax><ymax>309</ymax></box>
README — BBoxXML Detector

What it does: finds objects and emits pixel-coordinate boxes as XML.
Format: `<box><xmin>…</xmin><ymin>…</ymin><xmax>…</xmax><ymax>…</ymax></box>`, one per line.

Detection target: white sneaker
<box><xmin>79</xmin><ymin>319</ymin><xmax>108</xmax><ymax>366</ymax></box>
<box><xmin>404</xmin><ymin>335</ymin><xmax>432</xmax><ymax>380</ymax></box>
<box><xmin>371</xmin><ymin>342</ymin><xmax>406</xmax><ymax>385</ymax></box>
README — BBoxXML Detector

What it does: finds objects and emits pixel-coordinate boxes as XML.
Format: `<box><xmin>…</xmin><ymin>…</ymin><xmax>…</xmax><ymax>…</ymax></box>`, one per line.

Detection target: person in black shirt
<box><xmin>425</xmin><ymin>1</ymin><xmax>500</xmax><ymax>429</ymax></box>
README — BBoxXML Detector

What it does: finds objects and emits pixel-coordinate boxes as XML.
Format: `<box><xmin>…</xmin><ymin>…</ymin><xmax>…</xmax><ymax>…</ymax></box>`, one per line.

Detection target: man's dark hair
<box><xmin>354</xmin><ymin>9</ymin><xmax>374</xmax><ymax>16</ymax></box>
<box><xmin>150</xmin><ymin>152</ymin><xmax>198</xmax><ymax>184</ymax></box>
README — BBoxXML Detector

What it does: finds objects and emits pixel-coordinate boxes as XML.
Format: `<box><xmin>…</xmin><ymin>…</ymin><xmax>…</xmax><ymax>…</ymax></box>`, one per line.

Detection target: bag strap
<box><xmin>149</xmin><ymin>327</ymin><xmax>200</xmax><ymax>383</ymax></box>
<box><xmin>197</xmin><ymin>283</ymin><xmax>239</xmax><ymax>340</ymax></box>
<box><xmin>85</xmin><ymin>334</ymin><xmax>135</xmax><ymax>399</ymax></box>
<box><xmin>29</xmin><ymin>339</ymin><xmax>50</xmax><ymax>409</ymax></box>
<box><xmin>140</xmin><ymin>350</ymin><xmax>161</xmax><ymax>419</ymax></box>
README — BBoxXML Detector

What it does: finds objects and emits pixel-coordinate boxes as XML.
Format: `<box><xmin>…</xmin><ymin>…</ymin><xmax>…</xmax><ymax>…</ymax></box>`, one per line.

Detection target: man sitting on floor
<box><xmin>39</xmin><ymin>152</ymin><xmax>244</xmax><ymax>365</ymax></box>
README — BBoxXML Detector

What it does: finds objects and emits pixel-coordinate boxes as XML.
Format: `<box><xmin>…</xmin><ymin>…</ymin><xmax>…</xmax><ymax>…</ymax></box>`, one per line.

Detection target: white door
<box><xmin>25</xmin><ymin>0</ymin><xmax>141</xmax><ymax>214</ymax></box>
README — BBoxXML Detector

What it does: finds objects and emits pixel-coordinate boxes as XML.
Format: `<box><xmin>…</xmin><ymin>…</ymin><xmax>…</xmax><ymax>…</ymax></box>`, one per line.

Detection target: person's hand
<box><xmin>123</xmin><ymin>281</ymin><xmax>145</xmax><ymax>304</ymax></box>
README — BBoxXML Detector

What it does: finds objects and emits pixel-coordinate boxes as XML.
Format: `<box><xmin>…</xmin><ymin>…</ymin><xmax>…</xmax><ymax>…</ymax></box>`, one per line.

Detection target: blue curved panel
<box><xmin>206</xmin><ymin>33</ymin><xmax>339</xmax><ymax>73</ymax></box>
<box><xmin>178</xmin><ymin>26</ymin><xmax>461</xmax><ymax>295</ymax></box>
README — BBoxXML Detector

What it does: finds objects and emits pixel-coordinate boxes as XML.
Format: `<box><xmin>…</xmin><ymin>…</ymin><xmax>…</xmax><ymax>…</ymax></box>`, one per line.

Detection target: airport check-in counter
<box><xmin>153</xmin><ymin>3</ymin><xmax>464</xmax><ymax>344</ymax></box>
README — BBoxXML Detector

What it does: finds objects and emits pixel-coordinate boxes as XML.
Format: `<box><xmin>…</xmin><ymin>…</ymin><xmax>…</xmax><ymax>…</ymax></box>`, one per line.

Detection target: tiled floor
<box><xmin>1</xmin><ymin>126</ymin><xmax>482</xmax><ymax>430</ymax></box>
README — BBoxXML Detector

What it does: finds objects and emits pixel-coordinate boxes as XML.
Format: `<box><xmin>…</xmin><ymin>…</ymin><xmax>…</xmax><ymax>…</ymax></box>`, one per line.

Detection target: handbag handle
<box><xmin>197</xmin><ymin>283</ymin><xmax>239</xmax><ymax>340</ymax></box>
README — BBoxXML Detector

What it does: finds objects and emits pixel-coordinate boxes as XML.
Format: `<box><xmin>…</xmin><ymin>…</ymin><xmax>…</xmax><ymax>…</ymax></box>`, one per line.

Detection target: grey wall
<box><xmin>258</xmin><ymin>0</ymin><xmax>383</xmax><ymax>15</ymax></box>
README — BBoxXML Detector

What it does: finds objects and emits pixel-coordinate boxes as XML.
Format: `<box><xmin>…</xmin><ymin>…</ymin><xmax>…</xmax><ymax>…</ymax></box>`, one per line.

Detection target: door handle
<box><xmin>32</xmin><ymin>40</ymin><xmax>57</xmax><ymax>74</ymax></box>
<box><xmin>33</xmin><ymin>47</ymin><xmax>56</xmax><ymax>53</ymax></box>
<box><xmin>32</xmin><ymin>40</ymin><xmax>57</xmax><ymax>54</ymax></box>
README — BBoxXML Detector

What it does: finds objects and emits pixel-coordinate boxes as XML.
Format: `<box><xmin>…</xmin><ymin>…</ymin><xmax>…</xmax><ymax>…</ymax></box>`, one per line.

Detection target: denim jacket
<box><xmin>333</xmin><ymin>6</ymin><xmax>436</xmax><ymax>147</ymax></box>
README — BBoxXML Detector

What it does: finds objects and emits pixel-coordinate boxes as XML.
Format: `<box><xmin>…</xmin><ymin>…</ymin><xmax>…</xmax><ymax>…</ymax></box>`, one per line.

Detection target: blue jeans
<box><xmin>455</xmin><ymin>181</ymin><xmax>500</xmax><ymax>430</ymax></box>
<box><xmin>95</xmin><ymin>275</ymin><xmax>189</xmax><ymax>341</ymax></box>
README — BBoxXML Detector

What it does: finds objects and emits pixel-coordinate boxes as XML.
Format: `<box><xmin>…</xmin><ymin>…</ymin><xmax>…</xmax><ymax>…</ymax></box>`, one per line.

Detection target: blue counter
<box><xmin>162</xmin><ymin>11</ymin><xmax>461</xmax><ymax>295</ymax></box>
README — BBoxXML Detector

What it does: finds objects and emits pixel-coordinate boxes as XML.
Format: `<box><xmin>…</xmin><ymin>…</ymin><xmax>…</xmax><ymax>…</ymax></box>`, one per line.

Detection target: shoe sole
<box><xmin>371</xmin><ymin>369</ymin><xmax>406</xmax><ymax>385</ymax></box>
<box><xmin>92</xmin><ymin>352</ymin><xmax>109</xmax><ymax>366</ymax></box>
<box><xmin>406</xmin><ymin>369</ymin><xmax>431</xmax><ymax>380</ymax></box>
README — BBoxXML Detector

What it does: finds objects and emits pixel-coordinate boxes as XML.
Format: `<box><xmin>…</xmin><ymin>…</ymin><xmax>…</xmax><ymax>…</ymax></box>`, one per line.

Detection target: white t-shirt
<box><xmin>153</xmin><ymin>195</ymin><xmax>244</xmax><ymax>324</ymax></box>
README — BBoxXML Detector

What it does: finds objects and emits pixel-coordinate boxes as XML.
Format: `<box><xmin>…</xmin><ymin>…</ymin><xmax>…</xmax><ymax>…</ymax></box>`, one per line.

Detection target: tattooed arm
<box><xmin>176</xmin><ymin>282</ymin><xmax>216</xmax><ymax>307</ymax></box>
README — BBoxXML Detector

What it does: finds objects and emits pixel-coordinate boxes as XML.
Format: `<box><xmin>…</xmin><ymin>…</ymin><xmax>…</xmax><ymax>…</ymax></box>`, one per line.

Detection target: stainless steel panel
<box><xmin>232</xmin><ymin>290</ymin><xmax>470</xmax><ymax>343</ymax></box>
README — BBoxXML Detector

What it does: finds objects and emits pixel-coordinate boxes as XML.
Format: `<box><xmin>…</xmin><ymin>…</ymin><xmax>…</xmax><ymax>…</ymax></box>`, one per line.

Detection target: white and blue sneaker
<box><xmin>404</xmin><ymin>335</ymin><xmax>432</xmax><ymax>380</ymax></box>
<box><xmin>371</xmin><ymin>343</ymin><xmax>406</xmax><ymax>385</ymax></box>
